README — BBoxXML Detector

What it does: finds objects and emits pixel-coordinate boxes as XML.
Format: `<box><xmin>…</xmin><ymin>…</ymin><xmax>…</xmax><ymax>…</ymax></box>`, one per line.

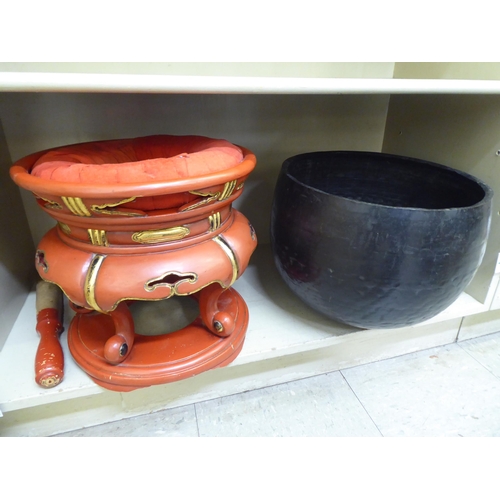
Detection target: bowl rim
<box><xmin>281</xmin><ymin>150</ymin><xmax>493</xmax><ymax>212</ymax></box>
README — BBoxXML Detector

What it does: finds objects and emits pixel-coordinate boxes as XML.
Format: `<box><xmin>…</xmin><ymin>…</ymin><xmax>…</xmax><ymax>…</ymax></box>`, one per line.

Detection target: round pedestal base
<box><xmin>68</xmin><ymin>288</ymin><xmax>248</xmax><ymax>391</ymax></box>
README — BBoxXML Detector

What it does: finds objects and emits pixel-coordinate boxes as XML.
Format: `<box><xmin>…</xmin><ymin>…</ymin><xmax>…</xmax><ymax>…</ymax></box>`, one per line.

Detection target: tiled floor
<box><xmin>55</xmin><ymin>331</ymin><xmax>500</xmax><ymax>437</ymax></box>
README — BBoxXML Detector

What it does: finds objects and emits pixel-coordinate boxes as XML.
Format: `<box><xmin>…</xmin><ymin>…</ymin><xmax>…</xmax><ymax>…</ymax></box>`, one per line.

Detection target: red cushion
<box><xmin>31</xmin><ymin>135</ymin><xmax>244</xmax><ymax>184</ymax></box>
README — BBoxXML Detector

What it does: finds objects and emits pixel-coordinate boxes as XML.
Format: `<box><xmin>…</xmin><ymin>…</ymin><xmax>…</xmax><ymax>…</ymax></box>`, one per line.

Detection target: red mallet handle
<box><xmin>35</xmin><ymin>281</ymin><xmax>64</xmax><ymax>388</ymax></box>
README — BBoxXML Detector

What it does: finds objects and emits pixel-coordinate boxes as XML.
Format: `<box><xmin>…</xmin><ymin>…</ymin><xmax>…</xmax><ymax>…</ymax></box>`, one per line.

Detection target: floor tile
<box><xmin>459</xmin><ymin>331</ymin><xmax>500</xmax><ymax>378</ymax></box>
<box><xmin>342</xmin><ymin>343</ymin><xmax>500</xmax><ymax>437</ymax></box>
<box><xmin>56</xmin><ymin>404</ymin><xmax>199</xmax><ymax>437</ymax></box>
<box><xmin>195</xmin><ymin>371</ymin><xmax>382</xmax><ymax>437</ymax></box>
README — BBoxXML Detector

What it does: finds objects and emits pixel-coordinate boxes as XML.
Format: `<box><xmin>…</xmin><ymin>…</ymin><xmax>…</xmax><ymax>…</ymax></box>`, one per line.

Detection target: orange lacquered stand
<box><xmin>10</xmin><ymin>135</ymin><xmax>257</xmax><ymax>391</ymax></box>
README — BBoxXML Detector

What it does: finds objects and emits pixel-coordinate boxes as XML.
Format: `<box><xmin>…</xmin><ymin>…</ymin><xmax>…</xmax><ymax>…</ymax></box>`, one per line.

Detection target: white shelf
<box><xmin>2</xmin><ymin>62</ymin><xmax>500</xmax><ymax>435</ymax></box>
<box><xmin>2</xmin><ymin>72</ymin><xmax>500</xmax><ymax>95</ymax></box>
<box><xmin>1</xmin><ymin>244</ymin><xmax>496</xmax><ymax>435</ymax></box>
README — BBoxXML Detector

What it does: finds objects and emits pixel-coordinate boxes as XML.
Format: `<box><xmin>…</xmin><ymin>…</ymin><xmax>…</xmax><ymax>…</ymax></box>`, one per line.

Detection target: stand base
<box><xmin>67</xmin><ymin>288</ymin><xmax>248</xmax><ymax>391</ymax></box>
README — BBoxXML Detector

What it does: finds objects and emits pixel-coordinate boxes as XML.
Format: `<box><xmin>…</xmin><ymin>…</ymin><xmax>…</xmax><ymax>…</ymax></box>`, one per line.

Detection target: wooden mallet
<box><xmin>35</xmin><ymin>280</ymin><xmax>65</xmax><ymax>388</ymax></box>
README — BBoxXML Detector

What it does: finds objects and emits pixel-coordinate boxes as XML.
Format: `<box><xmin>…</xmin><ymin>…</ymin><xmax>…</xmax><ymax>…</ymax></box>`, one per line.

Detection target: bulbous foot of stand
<box><xmin>67</xmin><ymin>285</ymin><xmax>249</xmax><ymax>391</ymax></box>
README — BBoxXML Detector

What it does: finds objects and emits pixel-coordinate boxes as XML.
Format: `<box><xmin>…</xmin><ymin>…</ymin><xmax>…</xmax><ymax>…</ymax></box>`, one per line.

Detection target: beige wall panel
<box><xmin>0</xmin><ymin>118</ymin><xmax>36</xmax><ymax>349</ymax></box>
<box><xmin>1</xmin><ymin>92</ymin><xmax>390</xmax><ymax>246</ymax></box>
<box><xmin>394</xmin><ymin>62</ymin><xmax>500</xmax><ymax>80</ymax></box>
<box><xmin>382</xmin><ymin>94</ymin><xmax>500</xmax><ymax>302</ymax></box>
<box><xmin>0</xmin><ymin>62</ymin><xmax>396</xmax><ymax>79</ymax></box>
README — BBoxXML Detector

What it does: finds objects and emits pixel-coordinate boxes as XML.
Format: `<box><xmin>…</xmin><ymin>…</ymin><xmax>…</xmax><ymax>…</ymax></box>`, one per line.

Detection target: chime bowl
<box><xmin>270</xmin><ymin>151</ymin><xmax>493</xmax><ymax>329</ymax></box>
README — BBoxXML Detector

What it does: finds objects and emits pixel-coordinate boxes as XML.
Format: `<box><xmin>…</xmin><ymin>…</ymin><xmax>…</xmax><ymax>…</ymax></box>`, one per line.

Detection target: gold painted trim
<box><xmin>91</xmin><ymin>197</ymin><xmax>141</xmax><ymax>217</ymax></box>
<box><xmin>182</xmin><ymin>180</ymin><xmax>238</xmax><ymax>212</ymax></box>
<box><xmin>58</xmin><ymin>222</ymin><xmax>71</xmax><ymax>235</ymax></box>
<box><xmin>219</xmin><ymin>180</ymin><xmax>237</xmax><ymax>201</ymax></box>
<box><xmin>84</xmin><ymin>254</ymin><xmax>106</xmax><ymax>313</ymax></box>
<box><xmin>213</xmin><ymin>235</ymin><xmax>239</xmax><ymax>286</ymax></box>
<box><xmin>181</xmin><ymin>190</ymin><xmax>220</xmax><ymax>212</ymax></box>
<box><xmin>61</xmin><ymin>196</ymin><xmax>91</xmax><ymax>217</ymax></box>
<box><xmin>88</xmin><ymin>229</ymin><xmax>109</xmax><ymax>246</ymax></box>
<box><xmin>38</xmin><ymin>196</ymin><xmax>63</xmax><ymax>210</ymax></box>
<box><xmin>132</xmin><ymin>226</ymin><xmax>190</xmax><ymax>244</ymax></box>
<box><xmin>208</xmin><ymin>212</ymin><xmax>221</xmax><ymax>231</ymax></box>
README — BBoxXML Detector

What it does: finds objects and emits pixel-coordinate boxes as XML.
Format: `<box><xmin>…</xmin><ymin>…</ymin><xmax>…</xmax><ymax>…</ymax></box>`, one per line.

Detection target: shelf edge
<box><xmin>2</xmin><ymin>73</ymin><xmax>500</xmax><ymax>94</ymax></box>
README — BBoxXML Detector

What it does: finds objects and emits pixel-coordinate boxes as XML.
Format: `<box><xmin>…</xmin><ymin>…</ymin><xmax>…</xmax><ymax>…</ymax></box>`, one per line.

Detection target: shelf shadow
<box><xmin>249</xmin><ymin>244</ymin><xmax>361</xmax><ymax>337</ymax></box>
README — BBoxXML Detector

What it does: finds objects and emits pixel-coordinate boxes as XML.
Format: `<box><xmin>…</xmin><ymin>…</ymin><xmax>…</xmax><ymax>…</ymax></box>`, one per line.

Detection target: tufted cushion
<box><xmin>31</xmin><ymin>135</ymin><xmax>244</xmax><ymax>184</ymax></box>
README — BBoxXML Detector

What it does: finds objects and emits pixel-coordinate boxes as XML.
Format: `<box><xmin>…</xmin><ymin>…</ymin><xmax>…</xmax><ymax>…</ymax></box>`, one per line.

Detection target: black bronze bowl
<box><xmin>270</xmin><ymin>151</ymin><xmax>493</xmax><ymax>329</ymax></box>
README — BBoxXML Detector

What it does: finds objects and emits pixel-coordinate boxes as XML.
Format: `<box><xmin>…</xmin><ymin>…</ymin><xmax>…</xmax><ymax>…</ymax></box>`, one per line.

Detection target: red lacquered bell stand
<box><xmin>10</xmin><ymin>135</ymin><xmax>257</xmax><ymax>391</ymax></box>
<box><xmin>68</xmin><ymin>286</ymin><xmax>247</xmax><ymax>391</ymax></box>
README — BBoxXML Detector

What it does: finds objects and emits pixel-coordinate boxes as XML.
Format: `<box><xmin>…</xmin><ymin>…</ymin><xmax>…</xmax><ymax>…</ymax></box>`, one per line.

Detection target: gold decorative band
<box><xmin>208</xmin><ymin>212</ymin><xmax>221</xmax><ymax>231</ymax></box>
<box><xmin>182</xmin><ymin>190</ymin><xmax>219</xmax><ymax>212</ymax></box>
<box><xmin>213</xmin><ymin>235</ymin><xmax>239</xmax><ymax>286</ymax></box>
<box><xmin>182</xmin><ymin>179</ymin><xmax>239</xmax><ymax>212</ymax></box>
<box><xmin>38</xmin><ymin>196</ymin><xmax>63</xmax><ymax>210</ymax></box>
<box><xmin>88</xmin><ymin>229</ymin><xmax>109</xmax><ymax>246</ymax></box>
<box><xmin>84</xmin><ymin>254</ymin><xmax>106</xmax><ymax>312</ymax></box>
<box><xmin>219</xmin><ymin>180</ymin><xmax>237</xmax><ymax>201</ymax></box>
<box><xmin>58</xmin><ymin>222</ymin><xmax>71</xmax><ymax>235</ymax></box>
<box><xmin>132</xmin><ymin>226</ymin><xmax>190</xmax><ymax>244</ymax></box>
<box><xmin>91</xmin><ymin>197</ymin><xmax>141</xmax><ymax>216</ymax></box>
<box><xmin>61</xmin><ymin>196</ymin><xmax>91</xmax><ymax>217</ymax></box>
<box><xmin>54</xmin><ymin>209</ymin><xmax>230</xmax><ymax>247</ymax></box>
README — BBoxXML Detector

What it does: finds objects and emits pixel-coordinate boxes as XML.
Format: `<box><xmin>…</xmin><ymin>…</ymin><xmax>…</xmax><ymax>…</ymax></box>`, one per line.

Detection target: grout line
<box><xmin>339</xmin><ymin>370</ymin><xmax>384</xmax><ymax>437</ymax></box>
<box><xmin>457</xmin><ymin>341</ymin><xmax>500</xmax><ymax>381</ymax></box>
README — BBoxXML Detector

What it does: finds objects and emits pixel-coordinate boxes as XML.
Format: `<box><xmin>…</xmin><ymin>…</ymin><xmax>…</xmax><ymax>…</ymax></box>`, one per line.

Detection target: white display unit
<box><xmin>1</xmin><ymin>63</ymin><xmax>500</xmax><ymax>436</ymax></box>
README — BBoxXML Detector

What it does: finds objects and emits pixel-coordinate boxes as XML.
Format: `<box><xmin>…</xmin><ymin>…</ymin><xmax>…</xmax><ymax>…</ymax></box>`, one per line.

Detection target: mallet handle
<box><xmin>35</xmin><ymin>281</ymin><xmax>64</xmax><ymax>388</ymax></box>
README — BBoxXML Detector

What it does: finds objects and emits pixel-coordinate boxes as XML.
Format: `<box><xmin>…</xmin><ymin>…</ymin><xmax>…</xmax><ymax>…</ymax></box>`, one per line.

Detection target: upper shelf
<box><xmin>2</xmin><ymin>62</ymin><xmax>500</xmax><ymax>94</ymax></box>
<box><xmin>2</xmin><ymin>73</ymin><xmax>500</xmax><ymax>95</ymax></box>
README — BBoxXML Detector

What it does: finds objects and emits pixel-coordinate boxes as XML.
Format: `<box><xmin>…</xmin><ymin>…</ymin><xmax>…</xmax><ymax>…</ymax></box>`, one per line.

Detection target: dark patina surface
<box><xmin>271</xmin><ymin>151</ymin><xmax>493</xmax><ymax>329</ymax></box>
